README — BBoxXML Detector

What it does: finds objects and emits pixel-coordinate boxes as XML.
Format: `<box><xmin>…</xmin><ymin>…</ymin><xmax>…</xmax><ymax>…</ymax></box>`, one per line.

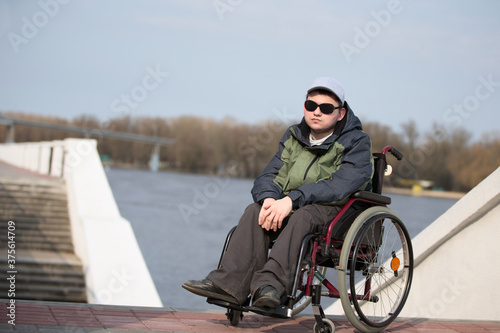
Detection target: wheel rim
<box><xmin>349</xmin><ymin>213</ymin><xmax>413</xmax><ymax>327</ymax></box>
<box><xmin>338</xmin><ymin>206</ymin><xmax>413</xmax><ymax>333</ymax></box>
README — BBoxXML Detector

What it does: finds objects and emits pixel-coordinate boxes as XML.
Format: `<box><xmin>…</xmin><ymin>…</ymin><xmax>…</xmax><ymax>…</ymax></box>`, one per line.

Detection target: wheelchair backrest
<box><xmin>327</xmin><ymin>152</ymin><xmax>388</xmax><ymax>243</ymax></box>
<box><xmin>357</xmin><ymin>153</ymin><xmax>388</xmax><ymax>248</ymax></box>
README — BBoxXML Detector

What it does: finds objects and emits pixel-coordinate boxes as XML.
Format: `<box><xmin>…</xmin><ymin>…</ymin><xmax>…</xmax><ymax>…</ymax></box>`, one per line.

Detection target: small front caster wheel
<box><xmin>226</xmin><ymin>309</ymin><xmax>242</xmax><ymax>326</ymax></box>
<box><xmin>313</xmin><ymin>318</ymin><xmax>335</xmax><ymax>333</ymax></box>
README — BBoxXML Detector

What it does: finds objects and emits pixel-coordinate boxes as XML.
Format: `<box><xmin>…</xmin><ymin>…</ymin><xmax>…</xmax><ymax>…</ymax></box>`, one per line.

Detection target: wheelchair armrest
<box><xmin>352</xmin><ymin>191</ymin><xmax>391</xmax><ymax>205</ymax></box>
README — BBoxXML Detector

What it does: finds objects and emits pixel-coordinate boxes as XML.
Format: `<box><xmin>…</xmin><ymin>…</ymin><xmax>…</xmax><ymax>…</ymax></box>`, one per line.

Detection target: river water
<box><xmin>106</xmin><ymin>168</ymin><xmax>458</xmax><ymax>311</ymax></box>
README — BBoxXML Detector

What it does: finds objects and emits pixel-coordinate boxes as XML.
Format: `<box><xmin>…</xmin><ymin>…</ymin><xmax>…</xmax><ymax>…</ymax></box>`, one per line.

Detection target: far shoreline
<box><xmin>383</xmin><ymin>186</ymin><xmax>464</xmax><ymax>200</ymax></box>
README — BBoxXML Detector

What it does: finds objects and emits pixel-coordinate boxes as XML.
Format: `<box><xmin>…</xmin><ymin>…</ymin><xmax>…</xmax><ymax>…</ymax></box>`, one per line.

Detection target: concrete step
<box><xmin>3</xmin><ymin>232</ymin><xmax>74</xmax><ymax>252</ymax></box>
<box><xmin>0</xmin><ymin>250</ymin><xmax>87</xmax><ymax>302</ymax></box>
<box><xmin>0</xmin><ymin>285</ymin><xmax>87</xmax><ymax>303</ymax></box>
<box><xmin>0</xmin><ymin>230</ymin><xmax>74</xmax><ymax>250</ymax></box>
<box><xmin>0</xmin><ymin>220</ymin><xmax>71</xmax><ymax>232</ymax></box>
<box><xmin>0</xmin><ymin>174</ymin><xmax>87</xmax><ymax>303</ymax></box>
<box><xmin>8</xmin><ymin>228</ymin><xmax>72</xmax><ymax>237</ymax></box>
<box><xmin>0</xmin><ymin>265</ymin><xmax>85</xmax><ymax>285</ymax></box>
<box><xmin>0</xmin><ymin>183</ymin><xmax>66</xmax><ymax>193</ymax></box>
<box><xmin>5</xmin><ymin>265</ymin><xmax>85</xmax><ymax>280</ymax></box>
<box><xmin>6</xmin><ymin>250</ymin><xmax>84</xmax><ymax>271</ymax></box>
<box><xmin>0</xmin><ymin>189</ymin><xmax>67</xmax><ymax>200</ymax></box>
<box><xmin>0</xmin><ymin>205</ymin><xmax>69</xmax><ymax>215</ymax></box>
<box><xmin>0</xmin><ymin>215</ymin><xmax>71</xmax><ymax>224</ymax></box>
<box><xmin>0</xmin><ymin>209</ymin><xmax>68</xmax><ymax>220</ymax></box>
<box><xmin>0</xmin><ymin>179</ymin><xmax>66</xmax><ymax>192</ymax></box>
<box><xmin>0</xmin><ymin>200</ymin><xmax>67</xmax><ymax>208</ymax></box>
<box><xmin>0</xmin><ymin>193</ymin><xmax>68</xmax><ymax>205</ymax></box>
<box><xmin>0</xmin><ymin>221</ymin><xmax>72</xmax><ymax>239</ymax></box>
<box><xmin>0</xmin><ymin>209</ymin><xmax>69</xmax><ymax>221</ymax></box>
<box><xmin>1</xmin><ymin>214</ymin><xmax>69</xmax><ymax>223</ymax></box>
<box><xmin>0</xmin><ymin>269</ymin><xmax>85</xmax><ymax>288</ymax></box>
<box><xmin>0</xmin><ymin>198</ymin><xmax>68</xmax><ymax>207</ymax></box>
<box><xmin>0</xmin><ymin>243</ymin><xmax>74</xmax><ymax>253</ymax></box>
<box><xmin>0</xmin><ymin>201</ymin><xmax>69</xmax><ymax>212</ymax></box>
<box><xmin>0</xmin><ymin>178</ymin><xmax>66</xmax><ymax>191</ymax></box>
<box><xmin>8</xmin><ymin>229</ymin><xmax>72</xmax><ymax>241</ymax></box>
<box><xmin>0</xmin><ymin>192</ymin><xmax>67</xmax><ymax>203</ymax></box>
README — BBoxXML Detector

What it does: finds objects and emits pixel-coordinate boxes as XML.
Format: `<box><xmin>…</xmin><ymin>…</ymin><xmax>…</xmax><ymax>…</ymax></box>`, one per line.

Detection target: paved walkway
<box><xmin>1</xmin><ymin>300</ymin><xmax>500</xmax><ymax>333</ymax></box>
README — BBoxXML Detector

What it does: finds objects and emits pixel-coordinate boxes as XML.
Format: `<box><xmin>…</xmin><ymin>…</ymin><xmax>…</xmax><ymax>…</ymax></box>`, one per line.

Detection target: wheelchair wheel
<box><xmin>313</xmin><ymin>318</ymin><xmax>335</xmax><ymax>333</ymax></box>
<box><xmin>338</xmin><ymin>206</ymin><xmax>413</xmax><ymax>333</ymax></box>
<box><xmin>226</xmin><ymin>308</ymin><xmax>242</xmax><ymax>326</ymax></box>
<box><xmin>291</xmin><ymin>265</ymin><xmax>326</xmax><ymax>316</ymax></box>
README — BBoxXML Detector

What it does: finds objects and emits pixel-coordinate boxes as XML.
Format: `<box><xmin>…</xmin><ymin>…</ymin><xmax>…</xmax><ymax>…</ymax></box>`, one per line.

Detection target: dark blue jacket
<box><xmin>251</xmin><ymin>102</ymin><xmax>373</xmax><ymax>209</ymax></box>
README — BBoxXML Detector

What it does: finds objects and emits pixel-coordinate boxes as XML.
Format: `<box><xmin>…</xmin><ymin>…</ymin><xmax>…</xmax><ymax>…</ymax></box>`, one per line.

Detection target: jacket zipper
<box><xmin>303</xmin><ymin>155</ymin><xmax>319</xmax><ymax>181</ymax></box>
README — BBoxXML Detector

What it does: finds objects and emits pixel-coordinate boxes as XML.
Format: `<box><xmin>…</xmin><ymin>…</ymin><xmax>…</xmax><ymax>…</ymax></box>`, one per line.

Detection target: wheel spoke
<box><xmin>338</xmin><ymin>207</ymin><xmax>413</xmax><ymax>331</ymax></box>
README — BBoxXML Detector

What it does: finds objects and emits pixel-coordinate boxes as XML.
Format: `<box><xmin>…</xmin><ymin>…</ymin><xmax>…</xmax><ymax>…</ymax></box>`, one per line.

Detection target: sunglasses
<box><xmin>304</xmin><ymin>100</ymin><xmax>342</xmax><ymax>115</ymax></box>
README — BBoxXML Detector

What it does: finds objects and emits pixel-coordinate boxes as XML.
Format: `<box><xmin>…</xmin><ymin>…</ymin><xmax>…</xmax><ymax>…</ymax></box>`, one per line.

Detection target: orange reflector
<box><xmin>391</xmin><ymin>257</ymin><xmax>400</xmax><ymax>271</ymax></box>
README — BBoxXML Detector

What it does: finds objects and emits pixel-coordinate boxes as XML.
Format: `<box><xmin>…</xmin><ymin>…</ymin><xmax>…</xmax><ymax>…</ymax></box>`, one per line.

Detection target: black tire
<box><xmin>227</xmin><ymin>309</ymin><xmax>242</xmax><ymax>326</ymax></box>
<box><xmin>339</xmin><ymin>206</ymin><xmax>413</xmax><ymax>332</ymax></box>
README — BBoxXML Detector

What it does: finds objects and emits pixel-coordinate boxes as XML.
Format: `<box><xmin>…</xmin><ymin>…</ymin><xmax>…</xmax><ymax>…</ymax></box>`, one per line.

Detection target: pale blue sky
<box><xmin>1</xmin><ymin>0</ymin><xmax>499</xmax><ymax>142</ymax></box>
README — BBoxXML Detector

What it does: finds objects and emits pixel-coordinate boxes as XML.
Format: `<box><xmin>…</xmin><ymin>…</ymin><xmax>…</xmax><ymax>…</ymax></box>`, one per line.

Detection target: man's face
<box><xmin>303</xmin><ymin>93</ymin><xmax>346</xmax><ymax>140</ymax></box>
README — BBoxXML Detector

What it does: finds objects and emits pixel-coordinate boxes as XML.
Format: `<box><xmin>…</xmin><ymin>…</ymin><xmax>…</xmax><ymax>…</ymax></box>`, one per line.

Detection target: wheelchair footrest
<box><xmin>206</xmin><ymin>298</ymin><xmax>247</xmax><ymax>312</ymax></box>
<box><xmin>206</xmin><ymin>297</ymin><xmax>290</xmax><ymax>319</ymax></box>
<box><xmin>247</xmin><ymin>305</ymin><xmax>289</xmax><ymax>319</ymax></box>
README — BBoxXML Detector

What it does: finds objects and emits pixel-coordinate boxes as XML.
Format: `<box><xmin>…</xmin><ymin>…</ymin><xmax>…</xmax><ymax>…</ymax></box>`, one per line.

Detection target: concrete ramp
<box><xmin>326</xmin><ymin>166</ymin><xmax>500</xmax><ymax>321</ymax></box>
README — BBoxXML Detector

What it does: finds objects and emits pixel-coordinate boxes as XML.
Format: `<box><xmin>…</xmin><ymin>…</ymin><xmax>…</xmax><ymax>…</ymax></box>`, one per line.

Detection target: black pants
<box><xmin>207</xmin><ymin>202</ymin><xmax>343</xmax><ymax>304</ymax></box>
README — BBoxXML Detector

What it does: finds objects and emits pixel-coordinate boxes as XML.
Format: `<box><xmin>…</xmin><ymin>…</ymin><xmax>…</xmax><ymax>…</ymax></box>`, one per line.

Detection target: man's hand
<box><xmin>258</xmin><ymin>197</ymin><xmax>293</xmax><ymax>232</ymax></box>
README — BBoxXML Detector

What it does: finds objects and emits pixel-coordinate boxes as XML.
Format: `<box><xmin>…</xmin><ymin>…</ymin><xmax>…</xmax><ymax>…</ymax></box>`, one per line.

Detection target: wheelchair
<box><xmin>207</xmin><ymin>146</ymin><xmax>413</xmax><ymax>333</ymax></box>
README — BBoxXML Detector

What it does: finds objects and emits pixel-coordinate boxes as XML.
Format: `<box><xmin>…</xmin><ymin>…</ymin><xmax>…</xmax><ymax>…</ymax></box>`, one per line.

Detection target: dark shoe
<box><xmin>182</xmin><ymin>278</ymin><xmax>239</xmax><ymax>304</ymax></box>
<box><xmin>252</xmin><ymin>285</ymin><xmax>281</xmax><ymax>309</ymax></box>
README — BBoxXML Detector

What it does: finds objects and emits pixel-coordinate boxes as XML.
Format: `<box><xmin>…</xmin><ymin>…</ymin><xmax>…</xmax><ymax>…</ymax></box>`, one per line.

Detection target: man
<box><xmin>183</xmin><ymin>77</ymin><xmax>373</xmax><ymax>309</ymax></box>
